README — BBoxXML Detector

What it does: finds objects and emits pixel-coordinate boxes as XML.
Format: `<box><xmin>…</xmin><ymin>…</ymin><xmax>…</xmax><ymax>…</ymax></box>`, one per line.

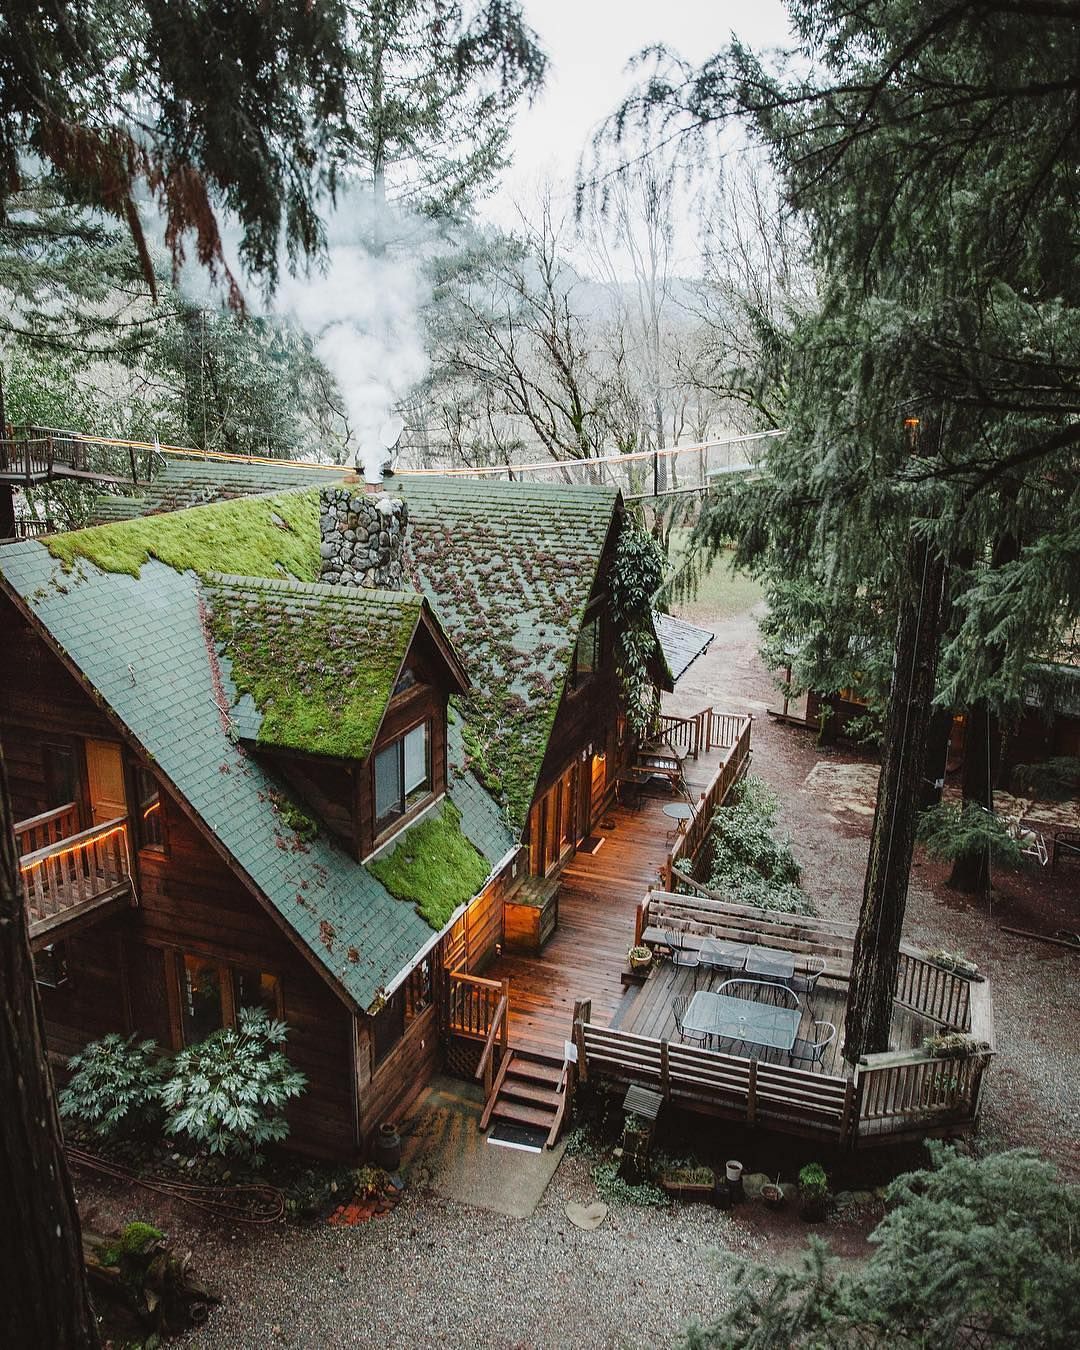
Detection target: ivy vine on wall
<box><xmin>609</xmin><ymin>514</ymin><xmax>668</xmax><ymax>735</ymax></box>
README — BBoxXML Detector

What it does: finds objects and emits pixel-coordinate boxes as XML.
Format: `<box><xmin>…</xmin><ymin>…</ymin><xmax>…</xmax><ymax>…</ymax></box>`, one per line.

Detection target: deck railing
<box><xmin>442</xmin><ymin>970</ymin><xmax>508</xmax><ymax>1042</ymax></box>
<box><xmin>656</xmin><ymin>710</ymin><xmax>706</xmax><ymax>760</ymax></box>
<box><xmin>663</xmin><ymin>714</ymin><xmax>752</xmax><ymax>889</ymax></box>
<box><xmin>578</xmin><ymin>1022</ymin><xmax>857</xmax><ymax>1143</ymax></box>
<box><xmin>894</xmin><ymin>949</ymin><xmax>972</xmax><ymax>1029</ymax></box>
<box><xmin>15</xmin><ymin>802</ymin><xmax>82</xmax><ymax>855</ymax></box>
<box><xmin>19</xmin><ymin>815</ymin><xmax>134</xmax><ymax>934</ymax></box>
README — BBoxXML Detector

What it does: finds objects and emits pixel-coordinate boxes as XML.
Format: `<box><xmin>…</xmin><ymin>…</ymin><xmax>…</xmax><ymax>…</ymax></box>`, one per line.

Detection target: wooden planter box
<box><xmin>504</xmin><ymin>876</ymin><xmax>560</xmax><ymax>954</ymax></box>
<box><xmin>661</xmin><ymin>1178</ymin><xmax>715</xmax><ymax>1202</ymax></box>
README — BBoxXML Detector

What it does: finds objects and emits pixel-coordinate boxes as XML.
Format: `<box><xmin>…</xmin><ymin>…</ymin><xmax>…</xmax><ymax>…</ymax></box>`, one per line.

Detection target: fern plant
<box><xmin>58</xmin><ymin>1034</ymin><xmax>167</xmax><ymax>1140</ymax></box>
<box><xmin>160</xmin><ymin>1007</ymin><xmax>307</xmax><ymax>1160</ymax></box>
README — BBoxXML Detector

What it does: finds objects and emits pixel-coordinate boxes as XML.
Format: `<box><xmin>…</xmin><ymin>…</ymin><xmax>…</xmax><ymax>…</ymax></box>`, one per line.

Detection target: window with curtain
<box><xmin>374</xmin><ymin>721</ymin><xmax>431</xmax><ymax>829</ymax></box>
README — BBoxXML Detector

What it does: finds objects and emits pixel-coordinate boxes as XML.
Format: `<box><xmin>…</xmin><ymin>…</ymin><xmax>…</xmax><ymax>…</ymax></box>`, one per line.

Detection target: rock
<box><xmin>319</xmin><ymin>542</ymin><xmax>336</xmax><ymax>559</ymax></box>
<box><xmin>742</xmin><ymin>1172</ymin><xmax>770</xmax><ymax>1199</ymax></box>
<box><xmin>565</xmin><ymin>1200</ymin><xmax>608</xmax><ymax>1231</ymax></box>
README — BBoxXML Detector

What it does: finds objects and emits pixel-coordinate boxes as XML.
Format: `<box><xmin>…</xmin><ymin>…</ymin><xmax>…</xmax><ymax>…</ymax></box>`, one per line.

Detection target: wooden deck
<box><xmin>616</xmin><ymin>962</ymin><xmax>936</xmax><ymax>1079</ymax></box>
<box><xmin>488</xmin><ymin>744</ymin><xmax>735</xmax><ymax>1059</ymax></box>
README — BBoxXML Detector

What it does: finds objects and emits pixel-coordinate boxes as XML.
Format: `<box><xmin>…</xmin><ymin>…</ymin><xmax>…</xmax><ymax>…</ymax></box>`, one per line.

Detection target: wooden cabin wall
<box><xmin>2</xmin><ymin>601</ymin><xmax>358</xmax><ymax>1158</ymax></box>
<box><xmin>354</xmin><ymin>1004</ymin><xmax>441</xmax><ymax>1149</ymax></box>
<box><xmin>134</xmin><ymin>796</ymin><xmax>357</xmax><ymax>1158</ymax></box>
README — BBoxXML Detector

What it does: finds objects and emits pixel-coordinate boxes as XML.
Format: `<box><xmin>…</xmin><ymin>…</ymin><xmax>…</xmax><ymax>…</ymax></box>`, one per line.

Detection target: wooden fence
<box><xmin>662</xmin><ymin>715</ymin><xmax>753</xmax><ymax>889</ymax></box>
<box><xmin>894</xmin><ymin>949</ymin><xmax>972</xmax><ymax>1028</ymax></box>
<box><xmin>20</xmin><ymin>815</ymin><xmax>134</xmax><ymax>936</ymax></box>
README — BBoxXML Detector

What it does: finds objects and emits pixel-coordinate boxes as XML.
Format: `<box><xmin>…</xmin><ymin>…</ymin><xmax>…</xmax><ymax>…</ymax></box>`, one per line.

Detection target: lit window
<box><xmin>374</xmin><ymin>721</ymin><xmax>431</xmax><ymax>829</ymax></box>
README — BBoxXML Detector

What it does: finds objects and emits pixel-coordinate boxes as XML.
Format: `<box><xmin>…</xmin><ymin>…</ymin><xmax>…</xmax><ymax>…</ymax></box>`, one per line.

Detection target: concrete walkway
<box><xmin>400</xmin><ymin>1075</ymin><xmax>566</xmax><ymax>1219</ymax></box>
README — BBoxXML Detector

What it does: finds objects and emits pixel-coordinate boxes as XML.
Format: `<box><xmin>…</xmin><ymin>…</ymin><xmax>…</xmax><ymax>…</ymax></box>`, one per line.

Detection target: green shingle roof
<box><xmin>0</xmin><ymin>474</ymin><xmax>618</xmax><ymax>1007</ymax></box>
<box><xmin>397</xmin><ymin>476</ymin><xmax>621</xmax><ymax>829</ymax></box>
<box><xmin>205</xmin><ymin>575</ymin><xmax>421</xmax><ymax>760</ymax></box>
<box><xmin>89</xmin><ymin>454</ymin><xmax>347</xmax><ymax>523</ymax></box>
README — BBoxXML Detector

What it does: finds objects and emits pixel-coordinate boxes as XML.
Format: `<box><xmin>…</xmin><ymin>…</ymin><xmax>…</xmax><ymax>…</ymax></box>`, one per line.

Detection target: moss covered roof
<box><xmin>368</xmin><ymin>800</ymin><xmax>490</xmax><ymax>930</ymax></box>
<box><xmin>205</xmin><ymin>575</ymin><xmax>422</xmax><ymax>760</ymax></box>
<box><xmin>47</xmin><ymin>488</ymin><xmax>321</xmax><ymax>580</ymax></box>
<box><xmin>89</xmin><ymin>454</ymin><xmax>347</xmax><ymax>524</ymax></box>
<box><xmin>398</xmin><ymin>477</ymin><xmax>620</xmax><ymax>829</ymax></box>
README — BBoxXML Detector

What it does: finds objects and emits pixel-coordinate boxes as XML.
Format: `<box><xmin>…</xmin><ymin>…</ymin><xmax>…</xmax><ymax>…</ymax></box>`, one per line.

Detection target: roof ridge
<box><xmin>205</xmin><ymin>572</ymin><xmax>422</xmax><ymax>606</ymax></box>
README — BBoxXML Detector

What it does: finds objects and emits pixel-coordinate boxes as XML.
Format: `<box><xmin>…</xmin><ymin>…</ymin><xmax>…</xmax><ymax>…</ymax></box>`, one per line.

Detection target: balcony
<box><xmin>15</xmin><ymin>803</ymin><xmax>136</xmax><ymax>948</ymax></box>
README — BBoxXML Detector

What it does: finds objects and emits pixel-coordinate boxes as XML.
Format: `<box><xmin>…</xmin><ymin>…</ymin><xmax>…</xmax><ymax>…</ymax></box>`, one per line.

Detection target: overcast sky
<box><xmin>491</xmin><ymin>0</ymin><xmax>794</xmax><ymax>225</ymax></box>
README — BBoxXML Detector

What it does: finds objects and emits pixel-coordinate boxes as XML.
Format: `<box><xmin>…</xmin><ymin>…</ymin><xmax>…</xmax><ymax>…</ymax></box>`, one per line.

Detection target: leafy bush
<box><xmin>59</xmin><ymin>1034</ymin><xmax>167</xmax><ymax>1140</ymax></box>
<box><xmin>916</xmin><ymin>802</ymin><xmax>1023</xmax><ymax>870</ymax></box>
<box><xmin>680</xmin><ymin>1148</ymin><xmax>1080</xmax><ymax>1349</ymax></box>
<box><xmin>591</xmin><ymin>1159</ymin><xmax>668</xmax><ymax>1208</ymax></box>
<box><xmin>160</xmin><ymin>1007</ymin><xmax>307</xmax><ymax>1160</ymax></box>
<box><xmin>798</xmin><ymin>1162</ymin><xmax>828</xmax><ymax>1198</ymax></box>
<box><xmin>703</xmin><ymin>774</ymin><xmax>814</xmax><ymax>915</ymax></box>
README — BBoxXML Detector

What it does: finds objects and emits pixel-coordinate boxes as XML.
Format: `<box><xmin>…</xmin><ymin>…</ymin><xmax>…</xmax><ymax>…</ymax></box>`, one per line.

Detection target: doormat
<box><xmin>488</xmin><ymin>1122</ymin><xmax>546</xmax><ymax>1153</ymax></box>
<box><xmin>580</xmin><ymin>834</ymin><xmax>606</xmax><ymax>854</ymax></box>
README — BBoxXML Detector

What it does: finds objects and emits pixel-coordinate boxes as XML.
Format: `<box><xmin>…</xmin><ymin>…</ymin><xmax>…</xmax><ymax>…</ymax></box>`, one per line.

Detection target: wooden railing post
<box><xmin>573</xmin><ymin>998</ymin><xmax>591</xmax><ymax>1083</ymax></box>
<box><xmin>659</xmin><ymin>1039</ymin><xmax>670</xmax><ymax>1098</ymax></box>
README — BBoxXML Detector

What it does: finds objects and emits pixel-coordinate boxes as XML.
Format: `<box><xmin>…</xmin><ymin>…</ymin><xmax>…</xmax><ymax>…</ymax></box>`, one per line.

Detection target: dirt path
<box><xmin>668</xmin><ymin>600</ymin><xmax>1080</xmax><ymax>1177</ymax></box>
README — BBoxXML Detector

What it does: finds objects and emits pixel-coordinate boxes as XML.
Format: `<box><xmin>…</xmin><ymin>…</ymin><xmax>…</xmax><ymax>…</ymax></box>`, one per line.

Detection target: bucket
<box><xmin>725</xmin><ymin>1160</ymin><xmax>743</xmax><ymax>1184</ymax></box>
<box><xmin>374</xmin><ymin>1121</ymin><xmax>401</xmax><ymax>1172</ymax></box>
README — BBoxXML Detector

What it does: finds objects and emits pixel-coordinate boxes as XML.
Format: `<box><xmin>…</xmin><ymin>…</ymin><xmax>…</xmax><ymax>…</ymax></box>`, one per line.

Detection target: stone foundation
<box><xmin>319</xmin><ymin>487</ymin><xmax>408</xmax><ymax>589</ymax></box>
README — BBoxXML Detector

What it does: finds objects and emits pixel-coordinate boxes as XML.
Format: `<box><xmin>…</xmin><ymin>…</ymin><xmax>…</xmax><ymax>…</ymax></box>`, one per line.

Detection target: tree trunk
<box><xmin>0</xmin><ymin>748</ymin><xmax>101</xmax><ymax>1348</ymax></box>
<box><xmin>948</xmin><ymin>698</ymin><xmax>1001</xmax><ymax>894</ymax></box>
<box><xmin>844</xmin><ymin>535</ymin><xmax>949</xmax><ymax>1061</ymax></box>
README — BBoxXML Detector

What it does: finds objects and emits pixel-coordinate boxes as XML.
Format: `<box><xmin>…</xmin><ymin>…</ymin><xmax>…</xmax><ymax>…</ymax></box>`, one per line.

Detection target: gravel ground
<box><xmin>669</xmin><ymin>601</ymin><xmax>1080</xmax><ymax>1178</ymax></box>
<box><xmin>78</xmin><ymin>1157</ymin><xmax>759</xmax><ymax>1350</ymax></box>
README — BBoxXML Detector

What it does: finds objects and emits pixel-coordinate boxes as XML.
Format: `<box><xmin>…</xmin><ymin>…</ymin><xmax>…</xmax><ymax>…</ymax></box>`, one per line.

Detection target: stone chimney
<box><xmin>319</xmin><ymin>486</ymin><xmax>408</xmax><ymax>589</ymax></box>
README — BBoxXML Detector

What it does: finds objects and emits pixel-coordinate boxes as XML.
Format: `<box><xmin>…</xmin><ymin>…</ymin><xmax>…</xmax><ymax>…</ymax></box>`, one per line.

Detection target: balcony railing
<box><xmin>16</xmin><ymin>808</ymin><xmax>135</xmax><ymax>943</ymax></box>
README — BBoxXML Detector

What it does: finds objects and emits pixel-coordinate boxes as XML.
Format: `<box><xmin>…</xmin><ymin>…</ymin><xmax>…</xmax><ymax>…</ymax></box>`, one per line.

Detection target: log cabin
<box><xmin>0</xmin><ymin>473</ymin><xmax>682</xmax><ymax>1157</ymax></box>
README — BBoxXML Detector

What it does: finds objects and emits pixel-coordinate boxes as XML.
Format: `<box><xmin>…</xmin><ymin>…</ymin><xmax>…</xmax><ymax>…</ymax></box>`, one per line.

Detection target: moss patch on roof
<box><xmin>47</xmin><ymin>488</ymin><xmax>321</xmax><ymax>580</ymax></box>
<box><xmin>368</xmin><ymin>801</ymin><xmax>490</xmax><ymax>930</ymax></box>
<box><xmin>207</xmin><ymin>575</ymin><xmax>420</xmax><ymax>760</ymax></box>
<box><xmin>400</xmin><ymin>478</ymin><xmax>619</xmax><ymax>831</ymax></box>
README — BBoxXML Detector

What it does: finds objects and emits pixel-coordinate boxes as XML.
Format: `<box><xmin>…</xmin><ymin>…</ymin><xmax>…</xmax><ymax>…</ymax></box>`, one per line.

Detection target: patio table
<box><xmin>745</xmin><ymin>944</ymin><xmax>796</xmax><ymax>981</ymax></box>
<box><xmin>698</xmin><ymin>939</ymin><xmax>749</xmax><ymax>973</ymax></box>
<box><xmin>681</xmin><ymin>989</ymin><xmax>800</xmax><ymax>1054</ymax></box>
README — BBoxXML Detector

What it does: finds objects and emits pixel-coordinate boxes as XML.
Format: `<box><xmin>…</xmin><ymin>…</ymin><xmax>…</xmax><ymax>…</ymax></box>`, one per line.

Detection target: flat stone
<box><xmin>742</xmin><ymin>1172</ymin><xmax>770</xmax><ymax>1199</ymax></box>
<box><xmin>565</xmin><ymin>1200</ymin><xmax>608</xmax><ymax>1231</ymax></box>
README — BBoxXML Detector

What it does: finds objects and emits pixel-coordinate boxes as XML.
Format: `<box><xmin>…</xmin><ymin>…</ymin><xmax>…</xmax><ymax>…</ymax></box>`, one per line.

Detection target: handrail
<box><xmin>664</xmin><ymin>714</ymin><xmax>752</xmax><ymax>888</ymax></box>
<box><xmin>15</xmin><ymin>801</ymin><xmax>80</xmax><ymax>853</ymax></box>
<box><xmin>475</xmin><ymin>993</ymin><xmax>509</xmax><ymax>1100</ymax></box>
<box><xmin>19</xmin><ymin>815</ymin><xmax>128</xmax><ymax>868</ymax></box>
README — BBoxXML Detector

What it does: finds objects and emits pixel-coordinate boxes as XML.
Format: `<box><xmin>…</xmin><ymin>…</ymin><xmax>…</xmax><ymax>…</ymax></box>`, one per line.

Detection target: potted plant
<box><xmin>927</xmin><ymin>949</ymin><xmax>983</xmax><ymax>981</ymax></box>
<box><xmin>618</xmin><ymin>1113</ymin><xmax>651</xmax><ymax>1183</ymax></box>
<box><xmin>798</xmin><ymin>1163</ymin><xmax>828</xmax><ymax>1223</ymax></box>
<box><xmin>627</xmin><ymin>945</ymin><xmax>653</xmax><ymax>973</ymax></box>
<box><xmin>922</xmin><ymin>1031</ymin><xmax>986</xmax><ymax>1060</ymax></box>
<box><xmin>660</xmin><ymin>1164</ymin><xmax>716</xmax><ymax>1201</ymax></box>
<box><xmin>761</xmin><ymin>1177</ymin><xmax>785</xmax><ymax>1209</ymax></box>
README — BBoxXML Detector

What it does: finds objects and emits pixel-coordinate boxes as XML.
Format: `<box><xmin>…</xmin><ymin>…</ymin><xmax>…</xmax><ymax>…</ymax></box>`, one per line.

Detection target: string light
<box><xmin>19</xmin><ymin>822</ymin><xmax>128</xmax><ymax>873</ymax></box>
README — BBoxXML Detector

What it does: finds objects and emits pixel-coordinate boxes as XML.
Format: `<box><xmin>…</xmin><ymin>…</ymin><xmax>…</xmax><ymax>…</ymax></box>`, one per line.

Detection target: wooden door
<box><xmin>85</xmin><ymin>739</ymin><xmax>126</xmax><ymax>824</ymax></box>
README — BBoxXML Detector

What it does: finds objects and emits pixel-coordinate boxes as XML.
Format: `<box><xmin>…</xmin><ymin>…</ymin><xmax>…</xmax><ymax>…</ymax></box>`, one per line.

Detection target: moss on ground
<box><xmin>210</xmin><ymin>583</ymin><xmax>419</xmax><ymax>760</ymax></box>
<box><xmin>369</xmin><ymin>801</ymin><xmax>489</xmax><ymax>930</ymax></box>
<box><xmin>46</xmin><ymin>489</ymin><xmax>321</xmax><ymax>580</ymax></box>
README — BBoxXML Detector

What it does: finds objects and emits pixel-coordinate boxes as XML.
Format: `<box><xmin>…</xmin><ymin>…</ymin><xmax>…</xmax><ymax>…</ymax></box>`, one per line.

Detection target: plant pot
<box><xmin>629</xmin><ymin>955</ymin><xmax>652</xmax><ymax>972</ymax></box>
<box><xmin>661</xmin><ymin>1180</ymin><xmax>715</xmax><ymax>1202</ymax></box>
<box><xmin>761</xmin><ymin>1183</ymin><xmax>784</xmax><ymax>1209</ymax></box>
<box><xmin>799</xmin><ymin>1192</ymin><xmax>827</xmax><ymax>1223</ymax></box>
<box><xmin>725</xmin><ymin>1160</ymin><xmax>744</xmax><ymax>1184</ymax></box>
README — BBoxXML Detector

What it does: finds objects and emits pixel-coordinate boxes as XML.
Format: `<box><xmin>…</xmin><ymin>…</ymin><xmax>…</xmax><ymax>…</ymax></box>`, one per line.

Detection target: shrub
<box><xmin>916</xmin><ymin>802</ymin><xmax>1023</xmax><ymax>870</ymax></box>
<box><xmin>59</xmin><ymin>1034</ymin><xmax>167</xmax><ymax>1140</ymax></box>
<box><xmin>1011</xmin><ymin>756</ymin><xmax>1080</xmax><ymax>801</ymax></box>
<box><xmin>684</xmin><ymin>1149</ymin><xmax>1080</xmax><ymax>1348</ymax></box>
<box><xmin>798</xmin><ymin>1162</ymin><xmax>828</xmax><ymax>1199</ymax></box>
<box><xmin>703</xmin><ymin>774</ymin><xmax>813</xmax><ymax>915</ymax></box>
<box><xmin>160</xmin><ymin>1007</ymin><xmax>307</xmax><ymax>1160</ymax></box>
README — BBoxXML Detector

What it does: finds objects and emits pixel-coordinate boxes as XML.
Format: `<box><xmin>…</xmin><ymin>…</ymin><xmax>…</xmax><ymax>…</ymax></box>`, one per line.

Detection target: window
<box><xmin>176</xmin><ymin>953</ymin><xmax>281</xmax><ymax>1046</ymax></box>
<box><xmin>135</xmin><ymin>765</ymin><xmax>165</xmax><ymax>850</ymax></box>
<box><xmin>43</xmin><ymin>743</ymin><xmax>79</xmax><ymax>808</ymax></box>
<box><xmin>573</xmin><ymin>614</ymin><xmax>601</xmax><ymax>687</ymax></box>
<box><xmin>374</xmin><ymin>721</ymin><xmax>431</xmax><ymax>829</ymax></box>
<box><xmin>34</xmin><ymin>943</ymin><xmax>68</xmax><ymax>989</ymax></box>
<box><xmin>179</xmin><ymin>954</ymin><xmax>224</xmax><ymax>1045</ymax></box>
<box><xmin>373</xmin><ymin>990</ymin><xmax>405</xmax><ymax>1066</ymax></box>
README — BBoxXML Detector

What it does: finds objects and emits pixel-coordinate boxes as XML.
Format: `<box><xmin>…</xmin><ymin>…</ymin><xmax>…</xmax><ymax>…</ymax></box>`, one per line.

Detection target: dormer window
<box><xmin>374</xmin><ymin>720</ymin><xmax>432</xmax><ymax>830</ymax></box>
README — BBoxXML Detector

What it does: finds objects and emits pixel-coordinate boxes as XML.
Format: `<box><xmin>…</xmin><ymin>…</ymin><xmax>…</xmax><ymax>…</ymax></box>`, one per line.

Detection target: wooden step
<box><xmin>500</xmin><ymin>1077</ymin><xmax>562</xmax><ymax>1108</ymax></box>
<box><xmin>506</xmin><ymin>1056</ymin><xmax>563</xmax><ymax>1086</ymax></box>
<box><xmin>478</xmin><ymin>1050</ymin><xmax>516</xmax><ymax>1132</ymax></box>
<box><xmin>490</xmin><ymin>1099</ymin><xmax>559</xmax><ymax>1129</ymax></box>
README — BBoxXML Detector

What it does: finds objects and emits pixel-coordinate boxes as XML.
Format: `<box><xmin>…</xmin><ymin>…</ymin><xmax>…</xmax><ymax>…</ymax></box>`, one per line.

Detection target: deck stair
<box><xmin>480</xmin><ymin>1048</ymin><xmax>568</xmax><ymax>1148</ymax></box>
